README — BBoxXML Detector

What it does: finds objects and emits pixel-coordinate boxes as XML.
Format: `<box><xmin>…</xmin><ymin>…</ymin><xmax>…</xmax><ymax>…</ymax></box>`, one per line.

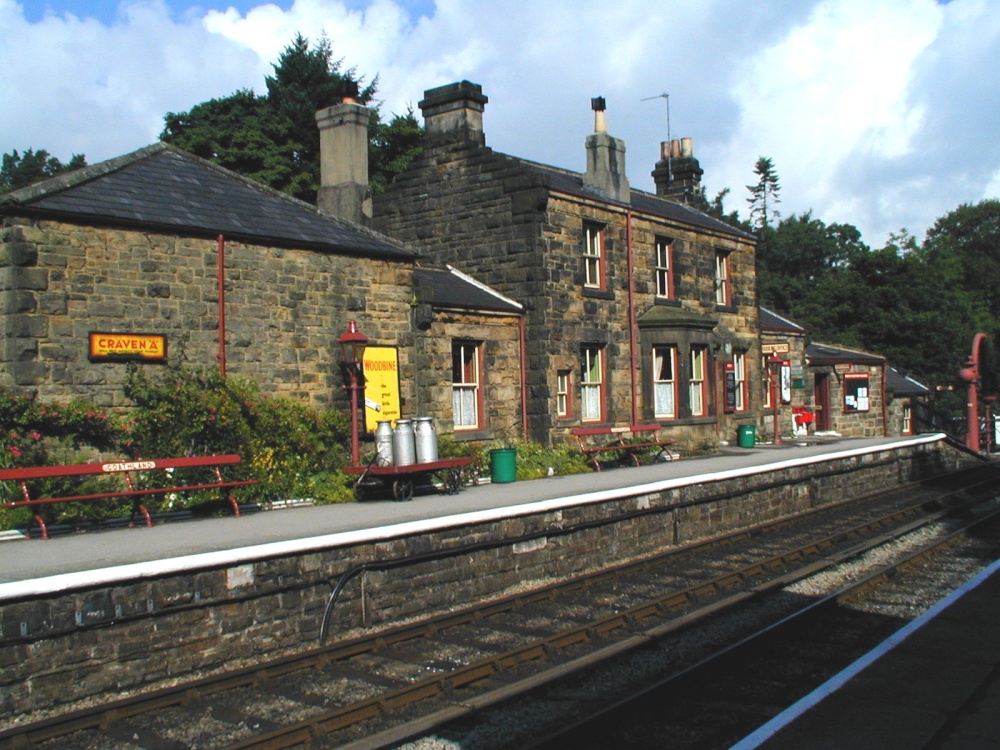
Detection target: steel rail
<box><xmin>214</xmin><ymin>485</ymin><xmax>997</xmax><ymax>749</ymax></box>
<box><xmin>519</xmin><ymin>503</ymin><xmax>1000</xmax><ymax>750</ymax></box>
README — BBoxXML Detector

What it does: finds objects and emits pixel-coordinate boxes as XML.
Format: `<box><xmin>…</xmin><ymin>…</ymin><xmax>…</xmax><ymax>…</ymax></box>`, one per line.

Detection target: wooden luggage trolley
<box><xmin>343</xmin><ymin>456</ymin><xmax>473</xmax><ymax>502</ymax></box>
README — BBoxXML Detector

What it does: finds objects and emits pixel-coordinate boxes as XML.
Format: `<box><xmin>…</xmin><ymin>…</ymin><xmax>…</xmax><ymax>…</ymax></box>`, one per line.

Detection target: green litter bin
<box><xmin>489</xmin><ymin>448</ymin><xmax>518</xmax><ymax>483</ymax></box>
<box><xmin>737</xmin><ymin>425</ymin><xmax>757</xmax><ymax>448</ymax></box>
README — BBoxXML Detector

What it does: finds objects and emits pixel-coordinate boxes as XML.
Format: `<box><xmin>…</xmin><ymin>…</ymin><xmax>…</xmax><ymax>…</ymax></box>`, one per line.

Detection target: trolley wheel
<box><xmin>392</xmin><ymin>478</ymin><xmax>414</xmax><ymax>502</ymax></box>
<box><xmin>445</xmin><ymin>469</ymin><xmax>463</xmax><ymax>495</ymax></box>
<box><xmin>353</xmin><ymin>482</ymin><xmax>368</xmax><ymax>502</ymax></box>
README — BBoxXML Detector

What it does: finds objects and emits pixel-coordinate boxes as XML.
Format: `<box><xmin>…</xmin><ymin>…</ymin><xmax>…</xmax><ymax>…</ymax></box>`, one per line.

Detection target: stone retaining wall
<box><xmin>0</xmin><ymin>439</ymin><xmax>969</xmax><ymax>721</ymax></box>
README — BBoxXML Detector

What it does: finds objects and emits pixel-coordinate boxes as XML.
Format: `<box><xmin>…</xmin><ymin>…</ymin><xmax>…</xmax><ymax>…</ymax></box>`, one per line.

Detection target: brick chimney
<box><xmin>652</xmin><ymin>137</ymin><xmax>703</xmax><ymax>204</ymax></box>
<box><xmin>418</xmin><ymin>81</ymin><xmax>489</xmax><ymax>147</ymax></box>
<box><xmin>583</xmin><ymin>96</ymin><xmax>630</xmax><ymax>204</ymax></box>
<box><xmin>316</xmin><ymin>81</ymin><xmax>372</xmax><ymax>224</ymax></box>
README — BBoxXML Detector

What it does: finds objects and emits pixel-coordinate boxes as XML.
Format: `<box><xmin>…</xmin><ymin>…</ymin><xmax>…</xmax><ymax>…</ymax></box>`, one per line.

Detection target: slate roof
<box><xmin>887</xmin><ymin>368</ymin><xmax>931</xmax><ymax>396</ymax></box>
<box><xmin>0</xmin><ymin>143</ymin><xmax>415</xmax><ymax>260</ymax></box>
<box><xmin>509</xmin><ymin>156</ymin><xmax>756</xmax><ymax>241</ymax></box>
<box><xmin>760</xmin><ymin>306</ymin><xmax>809</xmax><ymax>334</ymax></box>
<box><xmin>806</xmin><ymin>342</ymin><xmax>885</xmax><ymax>365</ymax></box>
<box><xmin>414</xmin><ymin>266</ymin><xmax>523</xmax><ymax>314</ymax></box>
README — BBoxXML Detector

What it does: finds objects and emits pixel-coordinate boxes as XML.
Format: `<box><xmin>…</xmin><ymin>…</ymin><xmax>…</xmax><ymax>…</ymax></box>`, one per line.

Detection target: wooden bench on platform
<box><xmin>571</xmin><ymin>425</ymin><xmax>676</xmax><ymax>472</ymax></box>
<box><xmin>0</xmin><ymin>454</ymin><xmax>258</xmax><ymax>539</ymax></box>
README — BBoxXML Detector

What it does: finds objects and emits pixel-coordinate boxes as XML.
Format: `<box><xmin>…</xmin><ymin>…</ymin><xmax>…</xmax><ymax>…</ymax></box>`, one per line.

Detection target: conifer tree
<box><xmin>746</xmin><ymin>156</ymin><xmax>781</xmax><ymax>230</ymax></box>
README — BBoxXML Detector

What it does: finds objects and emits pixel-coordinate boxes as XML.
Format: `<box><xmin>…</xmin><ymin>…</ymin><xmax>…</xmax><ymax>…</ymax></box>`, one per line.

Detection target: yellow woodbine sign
<box><xmin>362</xmin><ymin>345</ymin><xmax>401</xmax><ymax>432</ymax></box>
<box><xmin>89</xmin><ymin>332</ymin><xmax>167</xmax><ymax>362</ymax></box>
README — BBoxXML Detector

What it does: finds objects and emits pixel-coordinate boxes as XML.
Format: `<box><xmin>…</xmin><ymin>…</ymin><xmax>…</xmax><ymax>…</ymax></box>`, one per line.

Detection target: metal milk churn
<box><xmin>374</xmin><ymin>420</ymin><xmax>394</xmax><ymax>466</ymax></box>
<box><xmin>391</xmin><ymin>419</ymin><xmax>416</xmax><ymax>467</ymax></box>
<box><xmin>414</xmin><ymin>416</ymin><xmax>439</xmax><ymax>464</ymax></box>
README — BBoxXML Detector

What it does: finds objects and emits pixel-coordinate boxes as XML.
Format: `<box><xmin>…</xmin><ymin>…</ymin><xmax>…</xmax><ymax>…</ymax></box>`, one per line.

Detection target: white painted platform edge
<box><xmin>0</xmin><ymin>434</ymin><xmax>946</xmax><ymax>601</ymax></box>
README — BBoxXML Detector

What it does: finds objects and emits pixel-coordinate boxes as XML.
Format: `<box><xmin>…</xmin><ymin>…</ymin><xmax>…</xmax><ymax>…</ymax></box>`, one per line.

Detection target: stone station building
<box><xmin>2</xmin><ymin>80</ymin><xmax>912</xmax><ymax>449</ymax></box>
<box><xmin>0</xmin><ymin>143</ymin><xmax>526</xmax><ymax>439</ymax></box>
<box><xmin>374</xmin><ymin>81</ymin><xmax>762</xmax><ymax>448</ymax></box>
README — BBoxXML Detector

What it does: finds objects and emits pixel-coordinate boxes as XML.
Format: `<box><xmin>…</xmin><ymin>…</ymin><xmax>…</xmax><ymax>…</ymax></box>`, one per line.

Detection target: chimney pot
<box><xmin>652</xmin><ymin>136</ymin><xmax>703</xmax><ymax>204</ymax></box>
<box><xmin>337</xmin><ymin>79</ymin><xmax>360</xmax><ymax>104</ymax></box>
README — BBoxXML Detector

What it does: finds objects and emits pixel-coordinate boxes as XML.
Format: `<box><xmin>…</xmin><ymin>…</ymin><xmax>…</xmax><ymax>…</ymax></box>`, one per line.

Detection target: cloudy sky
<box><xmin>3</xmin><ymin>0</ymin><xmax>998</xmax><ymax>246</ymax></box>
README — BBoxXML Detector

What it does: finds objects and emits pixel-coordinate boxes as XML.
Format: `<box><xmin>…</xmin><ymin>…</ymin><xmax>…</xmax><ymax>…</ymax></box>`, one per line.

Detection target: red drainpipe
<box><xmin>519</xmin><ymin>314</ymin><xmax>529</xmax><ymax>437</ymax></box>
<box><xmin>217</xmin><ymin>234</ymin><xmax>227</xmax><ymax>377</ymax></box>
<box><xmin>881</xmin><ymin>361</ymin><xmax>889</xmax><ymax>437</ymax></box>
<box><xmin>626</xmin><ymin>209</ymin><xmax>639</xmax><ymax>426</ymax></box>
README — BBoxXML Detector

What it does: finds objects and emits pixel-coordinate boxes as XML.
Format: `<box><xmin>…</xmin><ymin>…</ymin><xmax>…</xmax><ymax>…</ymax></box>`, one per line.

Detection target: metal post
<box><xmin>339</xmin><ymin>320</ymin><xmax>368</xmax><ymax>467</ymax></box>
<box><xmin>348</xmin><ymin>368</ymin><xmax>361</xmax><ymax>466</ymax></box>
<box><xmin>768</xmin><ymin>355</ymin><xmax>783</xmax><ymax>445</ymax></box>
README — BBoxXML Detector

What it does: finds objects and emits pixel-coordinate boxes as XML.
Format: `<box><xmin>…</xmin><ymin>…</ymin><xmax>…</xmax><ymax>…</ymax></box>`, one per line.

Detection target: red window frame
<box><xmin>655</xmin><ymin>237</ymin><xmax>674</xmax><ymax>299</ymax></box>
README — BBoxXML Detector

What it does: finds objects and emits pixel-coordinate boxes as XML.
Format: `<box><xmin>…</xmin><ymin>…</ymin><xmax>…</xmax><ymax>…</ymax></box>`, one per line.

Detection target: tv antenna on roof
<box><xmin>642</xmin><ymin>92</ymin><xmax>671</xmax><ymax>181</ymax></box>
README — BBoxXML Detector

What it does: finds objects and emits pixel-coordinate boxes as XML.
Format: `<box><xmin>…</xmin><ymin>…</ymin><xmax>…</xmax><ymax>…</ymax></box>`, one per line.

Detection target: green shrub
<box><xmin>122</xmin><ymin>363</ymin><xmax>354</xmax><ymax>506</ymax></box>
<box><xmin>507</xmin><ymin>438</ymin><xmax>593</xmax><ymax>480</ymax></box>
<box><xmin>0</xmin><ymin>387</ymin><xmax>123</xmax><ymax>530</ymax></box>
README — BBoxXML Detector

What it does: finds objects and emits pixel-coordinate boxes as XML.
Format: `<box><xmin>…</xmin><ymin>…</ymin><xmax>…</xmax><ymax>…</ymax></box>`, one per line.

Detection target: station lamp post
<box><xmin>339</xmin><ymin>320</ymin><xmax>368</xmax><ymax>466</ymax></box>
<box><xmin>767</xmin><ymin>354</ymin><xmax>784</xmax><ymax>445</ymax></box>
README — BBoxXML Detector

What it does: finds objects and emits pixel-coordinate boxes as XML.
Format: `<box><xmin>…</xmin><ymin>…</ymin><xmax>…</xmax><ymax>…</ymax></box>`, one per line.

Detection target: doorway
<box><xmin>814</xmin><ymin>373</ymin><xmax>831</xmax><ymax>431</ymax></box>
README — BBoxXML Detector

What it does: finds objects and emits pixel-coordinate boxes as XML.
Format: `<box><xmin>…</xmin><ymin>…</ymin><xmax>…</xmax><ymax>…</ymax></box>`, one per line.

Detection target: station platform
<box><xmin>736</xmin><ymin>556</ymin><xmax>1000</xmax><ymax>750</ymax></box>
<box><xmin>0</xmin><ymin>435</ymin><xmax>937</xmax><ymax>599</ymax></box>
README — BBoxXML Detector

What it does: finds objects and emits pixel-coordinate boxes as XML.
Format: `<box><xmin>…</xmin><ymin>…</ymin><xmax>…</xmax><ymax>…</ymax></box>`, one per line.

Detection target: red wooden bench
<box><xmin>0</xmin><ymin>454</ymin><xmax>257</xmax><ymax>539</ymax></box>
<box><xmin>571</xmin><ymin>425</ymin><xmax>676</xmax><ymax>472</ymax></box>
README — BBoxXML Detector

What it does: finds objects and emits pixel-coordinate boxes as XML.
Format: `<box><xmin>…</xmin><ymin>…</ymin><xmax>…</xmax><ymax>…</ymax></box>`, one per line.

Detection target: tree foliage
<box><xmin>1</xmin><ymin>148</ymin><xmax>87</xmax><ymax>194</ymax></box>
<box><xmin>758</xmin><ymin>200</ymin><xmax>1000</xmax><ymax>389</ymax></box>
<box><xmin>161</xmin><ymin>33</ymin><xmax>417</xmax><ymax>203</ymax></box>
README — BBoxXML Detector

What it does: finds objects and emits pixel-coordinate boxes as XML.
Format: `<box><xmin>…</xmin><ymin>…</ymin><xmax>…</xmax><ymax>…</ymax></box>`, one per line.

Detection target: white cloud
<box><xmin>0</xmin><ymin>0</ymin><xmax>264</xmax><ymax>158</ymax></box>
<box><xmin>2</xmin><ymin>0</ymin><xmax>999</xmax><ymax>246</ymax></box>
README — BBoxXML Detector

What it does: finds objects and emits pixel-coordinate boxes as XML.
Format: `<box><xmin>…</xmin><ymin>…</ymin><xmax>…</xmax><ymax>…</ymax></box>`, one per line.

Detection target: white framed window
<box><xmin>689</xmin><ymin>347</ymin><xmax>708</xmax><ymax>417</ymax></box>
<box><xmin>556</xmin><ymin>370</ymin><xmax>571</xmax><ymax>418</ymax></box>
<box><xmin>452</xmin><ymin>341</ymin><xmax>482</xmax><ymax>429</ymax></box>
<box><xmin>581</xmin><ymin>345</ymin><xmax>604</xmax><ymax>422</ymax></box>
<box><xmin>733</xmin><ymin>351</ymin><xmax>748</xmax><ymax>412</ymax></box>
<box><xmin>715</xmin><ymin>250</ymin><xmax>732</xmax><ymax>306</ymax></box>
<box><xmin>653</xmin><ymin>346</ymin><xmax>678</xmax><ymax>419</ymax></box>
<box><xmin>655</xmin><ymin>237</ymin><xmax>674</xmax><ymax>298</ymax></box>
<box><xmin>584</xmin><ymin>223</ymin><xmax>604</xmax><ymax>289</ymax></box>
<box><xmin>902</xmin><ymin>403</ymin><xmax>912</xmax><ymax>434</ymax></box>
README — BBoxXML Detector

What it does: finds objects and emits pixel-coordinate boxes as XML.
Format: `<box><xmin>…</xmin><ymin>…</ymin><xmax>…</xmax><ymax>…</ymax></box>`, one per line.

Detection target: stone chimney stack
<box><xmin>316</xmin><ymin>81</ymin><xmax>372</xmax><ymax>224</ymax></box>
<box><xmin>652</xmin><ymin>137</ymin><xmax>703</xmax><ymax>204</ymax></box>
<box><xmin>583</xmin><ymin>96</ymin><xmax>630</xmax><ymax>204</ymax></box>
<box><xmin>419</xmin><ymin>80</ymin><xmax>489</xmax><ymax>147</ymax></box>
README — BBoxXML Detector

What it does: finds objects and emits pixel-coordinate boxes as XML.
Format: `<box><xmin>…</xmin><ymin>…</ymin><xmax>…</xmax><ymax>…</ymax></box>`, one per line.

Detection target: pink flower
<box><xmin>29</xmin><ymin>432</ymin><xmax>41</xmax><ymax>441</ymax></box>
<box><xmin>6</xmin><ymin>445</ymin><xmax>22</xmax><ymax>458</ymax></box>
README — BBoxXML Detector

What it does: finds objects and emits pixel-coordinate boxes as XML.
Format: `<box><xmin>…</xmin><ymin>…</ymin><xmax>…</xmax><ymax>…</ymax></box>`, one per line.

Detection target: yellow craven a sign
<box><xmin>362</xmin><ymin>345</ymin><xmax>401</xmax><ymax>432</ymax></box>
<box><xmin>89</xmin><ymin>332</ymin><xmax>167</xmax><ymax>362</ymax></box>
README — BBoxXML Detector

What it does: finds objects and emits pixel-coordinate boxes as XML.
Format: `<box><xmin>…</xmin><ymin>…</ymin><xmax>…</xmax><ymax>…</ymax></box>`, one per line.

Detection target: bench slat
<box><xmin>0</xmin><ymin>454</ymin><xmax>255</xmax><ymax>539</ymax></box>
<box><xmin>571</xmin><ymin>425</ymin><xmax>675</xmax><ymax>472</ymax></box>
<box><xmin>0</xmin><ymin>454</ymin><xmax>243</xmax><ymax>482</ymax></box>
<box><xmin>2</xmin><ymin>480</ymin><xmax>259</xmax><ymax>509</ymax></box>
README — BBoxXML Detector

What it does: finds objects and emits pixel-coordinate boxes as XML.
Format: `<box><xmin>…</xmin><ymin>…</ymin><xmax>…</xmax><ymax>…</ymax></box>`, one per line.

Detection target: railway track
<box><xmin>436</xmin><ymin>490</ymin><xmax>1000</xmax><ymax>749</ymax></box>
<box><xmin>2</xmin><ymin>464</ymin><xmax>998</xmax><ymax>750</ymax></box>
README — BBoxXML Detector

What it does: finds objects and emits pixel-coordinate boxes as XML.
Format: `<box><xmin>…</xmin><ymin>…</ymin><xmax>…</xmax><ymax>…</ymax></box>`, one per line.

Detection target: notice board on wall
<box><xmin>844</xmin><ymin>372</ymin><xmax>870</xmax><ymax>412</ymax></box>
<box><xmin>724</xmin><ymin>362</ymin><xmax>737</xmax><ymax>413</ymax></box>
